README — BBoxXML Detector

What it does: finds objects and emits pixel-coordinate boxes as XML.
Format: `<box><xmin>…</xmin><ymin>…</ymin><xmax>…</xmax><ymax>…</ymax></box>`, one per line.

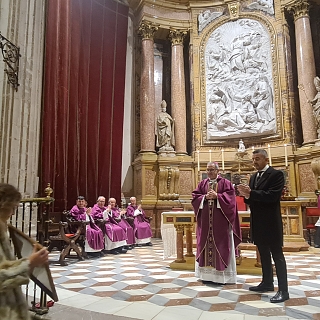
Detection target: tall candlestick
<box><xmin>221</xmin><ymin>149</ymin><xmax>225</xmax><ymax>171</ymax></box>
<box><xmin>209</xmin><ymin>149</ymin><xmax>212</xmax><ymax>162</ymax></box>
<box><xmin>197</xmin><ymin>150</ymin><xmax>200</xmax><ymax>172</ymax></box>
<box><xmin>284</xmin><ymin>144</ymin><xmax>288</xmax><ymax>167</ymax></box>
<box><xmin>268</xmin><ymin>144</ymin><xmax>272</xmax><ymax>166</ymax></box>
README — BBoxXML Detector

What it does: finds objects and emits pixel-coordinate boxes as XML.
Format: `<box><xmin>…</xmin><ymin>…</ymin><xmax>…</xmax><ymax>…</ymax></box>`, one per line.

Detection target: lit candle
<box><xmin>197</xmin><ymin>150</ymin><xmax>200</xmax><ymax>172</ymax></box>
<box><xmin>209</xmin><ymin>149</ymin><xmax>212</xmax><ymax>162</ymax></box>
<box><xmin>268</xmin><ymin>144</ymin><xmax>272</xmax><ymax>166</ymax></box>
<box><xmin>221</xmin><ymin>148</ymin><xmax>225</xmax><ymax>171</ymax></box>
<box><xmin>284</xmin><ymin>144</ymin><xmax>288</xmax><ymax>167</ymax></box>
<box><xmin>252</xmin><ymin>146</ymin><xmax>255</xmax><ymax>152</ymax></box>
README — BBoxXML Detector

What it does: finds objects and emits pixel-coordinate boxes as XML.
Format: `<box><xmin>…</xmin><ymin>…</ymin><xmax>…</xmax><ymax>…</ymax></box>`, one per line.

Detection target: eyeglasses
<box><xmin>206</xmin><ymin>169</ymin><xmax>218</xmax><ymax>172</ymax></box>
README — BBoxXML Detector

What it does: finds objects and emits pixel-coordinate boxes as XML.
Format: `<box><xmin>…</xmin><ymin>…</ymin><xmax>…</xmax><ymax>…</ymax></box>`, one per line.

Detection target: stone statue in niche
<box><xmin>310</xmin><ymin>76</ymin><xmax>320</xmax><ymax>138</ymax></box>
<box><xmin>156</xmin><ymin>100</ymin><xmax>175</xmax><ymax>152</ymax></box>
<box><xmin>205</xmin><ymin>19</ymin><xmax>276</xmax><ymax>140</ymax></box>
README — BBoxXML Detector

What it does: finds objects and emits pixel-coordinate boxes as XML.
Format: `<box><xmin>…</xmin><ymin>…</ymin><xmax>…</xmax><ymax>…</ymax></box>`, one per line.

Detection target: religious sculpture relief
<box><xmin>156</xmin><ymin>100</ymin><xmax>175</xmax><ymax>154</ymax></box>
<box><xmin>310</xmin><ymin>76</ymin><xmax>320</xmax><ymax>139</ymax></box>
<box><xmin>204</xmin><ymin>18</ymin><xmax>276</xmax><ymax>139</ymax></box>
<box><xmin>246</xmin><ymin>0</ymin><xmax>274</xmax><ymax>15</ymax></box>
<box><xmin>198</xmin><ymin>10</ymin><xmax>224</xmax><ymax>33</ymax></box>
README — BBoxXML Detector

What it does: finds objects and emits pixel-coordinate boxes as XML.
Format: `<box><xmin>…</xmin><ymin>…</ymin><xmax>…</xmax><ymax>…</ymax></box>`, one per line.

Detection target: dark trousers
<box><xmin>315</xmin><ymin>227</ymin><xmax>320</xmax><ymax>246</ymax></box>
<box><xmin>257</xmin><ymin>244</ymin><xmax>288</xmax><ymax>292</ymax></box>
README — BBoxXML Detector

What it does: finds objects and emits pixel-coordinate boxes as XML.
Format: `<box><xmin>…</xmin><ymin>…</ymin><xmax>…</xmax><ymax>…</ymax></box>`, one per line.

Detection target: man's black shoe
<box><xmin>270</xmin><ymin>291</ymin><xmax>289</xmax><ymax>303</ymax></box>
<box><xmin>120</xmin><ymin>247</ymin><xmax>128</xmax><ymax>253</ymax></box>
<box><xmin>145</xmin><ymin>242</ymin><xmax>153</xmax><ymax>246</ymax></box>
<box><xmin>249</xmin><ymin>283</ymin><xmax>274</xmax><ymax>292</ymax></box>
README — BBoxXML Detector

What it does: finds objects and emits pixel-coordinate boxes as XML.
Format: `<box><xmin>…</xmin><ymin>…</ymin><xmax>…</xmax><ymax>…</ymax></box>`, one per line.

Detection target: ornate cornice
<box><xmin>138</xmin><ymin>20</ymin><xmax>159</xmax><ymax>40</ymax></box>
<box><xmin>168</xmin><ymin>29</ymin><xmax>188</xmax><ymax>45</ymax></box>
<box><xmin>287</xmin><ymin>0</ymin><xmax>310</xmax><ymax>21</ymax></box>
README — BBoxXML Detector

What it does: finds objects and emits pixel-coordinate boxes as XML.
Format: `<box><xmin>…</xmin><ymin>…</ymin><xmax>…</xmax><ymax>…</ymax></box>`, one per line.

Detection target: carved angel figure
<box><xmin>310</xmin><ymin>76</ymin><xmax>320</xmax><ymax>129</ymax></box>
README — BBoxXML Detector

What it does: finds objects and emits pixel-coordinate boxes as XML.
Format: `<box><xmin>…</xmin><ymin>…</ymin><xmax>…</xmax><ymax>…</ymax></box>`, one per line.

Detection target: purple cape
<box><xmin>192</xmin><ymin>176</ymin><xmax>242</xmax><ymax>271</ymax></box>
<box><xmin>126</xmin><ymin>205</ymin><xmax>153</xmax><ymax>239</ymax></box>
<box><xmin>91</xmin><ymin>204</ymin><xmax>127</xmax><ymax>242</ymax></box>
<box><xmin>69</xmin><ymin>205</ymin><xmax>104</xmax><ymax>250</ymax></box>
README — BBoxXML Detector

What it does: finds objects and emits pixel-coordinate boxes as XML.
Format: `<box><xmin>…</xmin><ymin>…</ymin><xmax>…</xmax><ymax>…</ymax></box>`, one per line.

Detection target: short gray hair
<box><xmin>252</xmin><ymin>149</ymin><xmax>268</xmax><ymax>158</ymax></box>
<box><xmin>207</xmin><ymin>161</ymin><xmax>219</xmax><ymax>169</ymax></box>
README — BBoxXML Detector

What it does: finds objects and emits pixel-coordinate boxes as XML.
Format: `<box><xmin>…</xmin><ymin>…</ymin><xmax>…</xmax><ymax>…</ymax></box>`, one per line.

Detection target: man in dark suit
<box><xmin>237</xmin><ymin>149</ymin><xmax>289</xmax><ymax>303</ymax></box>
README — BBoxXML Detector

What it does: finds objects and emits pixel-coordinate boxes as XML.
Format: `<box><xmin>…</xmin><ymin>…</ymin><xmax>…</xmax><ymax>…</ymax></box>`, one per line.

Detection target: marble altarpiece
<box><xmin>128</xmin><ymin>0</ymin><xmax>320</xmax><ymax>238</ymax></box>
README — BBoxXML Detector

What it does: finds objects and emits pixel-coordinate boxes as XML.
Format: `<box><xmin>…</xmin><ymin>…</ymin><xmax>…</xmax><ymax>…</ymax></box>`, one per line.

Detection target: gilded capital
<box><xmin>138</xmin><ymin>20</ymin><xmax>159</xmax><ymax>40</ymax></box>
<box><xmin>287</xmin><ymin>0</ymin><xmax>310</xmax><ymax>21</ymax></box>
<box><xmin>168</xmin><ymin>29</ymin><xmax>188</xmax><ymax>46</ymax></box>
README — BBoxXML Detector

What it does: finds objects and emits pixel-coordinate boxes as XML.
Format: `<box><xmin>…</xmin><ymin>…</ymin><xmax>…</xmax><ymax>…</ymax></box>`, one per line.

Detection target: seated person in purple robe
<box><xmin>91</xmin><ymin>196</ymin><xmax>127</xmax><ymax>254</ymax></box>
<box><xmin>192</xmin><ymin>162</ymin><xmax>242</xmax><ymax>284</ymax></box>
<box><xmin>69</xmin><ymin>196</ymin><xmax>104</xmax><ymax>256</ymax></box>
<box><xmin>106</xmin><ymin>198</ymin><xmax>135</xmax><ymax>249</ymax></box>
<box><xmin>126</xmin><ymin>197</ymin><xmax>152</xmax><ymax>246</ymax></box>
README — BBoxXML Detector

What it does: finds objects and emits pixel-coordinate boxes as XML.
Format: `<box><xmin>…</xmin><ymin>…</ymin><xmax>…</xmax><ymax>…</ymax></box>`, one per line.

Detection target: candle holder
<box><xmin>198</xmin><ymin>170</ymin><xmax>202</xmax><ymax>184</ymax></box>
<box><xmin>281</xmin><ymin>166</ymin><xmax>295</xmax><ymax>201</ymax></box>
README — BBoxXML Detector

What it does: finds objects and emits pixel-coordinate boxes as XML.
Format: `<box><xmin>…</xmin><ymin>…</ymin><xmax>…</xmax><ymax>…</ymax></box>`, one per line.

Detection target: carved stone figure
<box><xmin>247</xmin><ymin>0</ymin><xmax>274</xmax><ymax>15</ymax></box>
<box><xmin>198</xmin><ymin>10</ymin><xmax>224</xmax><ymax>33</ymax></box>
<box><xmin>238</xmin><ymin>139</ymin><xmax>246</xmax><ymax>152</ymax></box>
<box><xmin>156</xmin><ymin>100</ymin><xmax>175</xmax><ymax>151</ymax></box>
<box><xmin>311</xmin><ymin>76</ymin><xmax>320</xmax><ymax>138</ymax></box>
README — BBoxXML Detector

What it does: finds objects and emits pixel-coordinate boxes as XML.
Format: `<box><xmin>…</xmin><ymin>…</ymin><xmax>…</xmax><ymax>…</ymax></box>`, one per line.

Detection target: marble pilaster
<box><xmin>168</xmin><ymin>29</ymin><xmax>188</xmax><ymax>155</ymax></box>
<box><xmin>288</xmin><ymin>0</ymin><xmax>317</xmax><ymax>145</ymax></box>
<box><xmin>138</xmin><ymin>21</ymin><xmax>158</xmax><ymax>153</ymax></box>
<box><xmin>0</xmin><ymin>0</ymin><xmax>46</xmax><ymax>196</ymax></box>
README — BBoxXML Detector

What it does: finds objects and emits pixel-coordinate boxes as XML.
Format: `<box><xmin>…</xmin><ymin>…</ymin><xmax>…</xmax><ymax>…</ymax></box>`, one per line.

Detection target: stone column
<box><xmin>169</xmin><ymin>29</ymin><xmax>188</xmax><ymax>155</ymax></box>
<box><xmin>288</xmin><ymin>0</ymin><xmax>317</xmax><ymax>145</ymax></box>
<box><xmin>138</xmin><ymin>21</ymin><xmax>158</xmax><ymax>152</ymax></box>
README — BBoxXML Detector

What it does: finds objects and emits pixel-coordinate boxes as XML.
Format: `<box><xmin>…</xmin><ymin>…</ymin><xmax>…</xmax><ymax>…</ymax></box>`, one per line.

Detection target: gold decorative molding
<box><xmin>228</xmin><ymin>2</ymin><xmax>240</xmax><ymax>20</ymax></box>
<box><xmin>197</xmin><ymin>13</ymin><xmax>282</xmax><ymax>146</ymax></box>
<box><xmin>138</xmin><ymin>20</ymin><xmax>159</xmax><ymax>40</ymax></box>
<box><xmin>168</xmin><ymin>29</ymin><xmax>188</xmax><ymax>45</ymax></box>
<box><xmin>158</xmin><ymin>165</ymin><xmax>180</xmax><ymax>200</ymax></box>
<box><xmin>287</xmin><ymin>0</ymin><xmax>310</xmax><ymax>21</ymax></box>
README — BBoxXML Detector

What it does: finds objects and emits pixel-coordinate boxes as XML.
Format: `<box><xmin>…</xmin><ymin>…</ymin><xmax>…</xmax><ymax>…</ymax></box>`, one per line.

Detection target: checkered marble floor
<box><xmin>45</xmin><ymin>240</ymin><xmax>320</xmax><ymax>320</ymax></box>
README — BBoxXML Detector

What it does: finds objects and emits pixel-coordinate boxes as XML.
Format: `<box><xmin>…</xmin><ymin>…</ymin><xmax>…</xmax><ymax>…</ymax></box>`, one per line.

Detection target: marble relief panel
<box><xmin>145</xmin><ymin>169</ymin><xmax>156</xmax><ymax>196</ymax></box>
<box><xmin>298</xmin><ymin>163</ymin><xmax>316</xmax><ymax>193</ymax></box>
<box><xmin>179</xmin><ymin>170</ymin><xmax>193</xmax><ymax>196</ymax></box>
<box><xmin>135</xmin><ymin>169</ymin><xmax>142</xmax><ymax>196</ymax></box>
<box><xmin>203</xmin><ymin>18</ymin><xmax>276</xmax><ymax>140</ymax></box>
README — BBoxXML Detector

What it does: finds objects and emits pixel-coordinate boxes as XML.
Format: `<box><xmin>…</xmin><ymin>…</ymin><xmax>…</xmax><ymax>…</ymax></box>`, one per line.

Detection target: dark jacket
<box><xmin>245</xmin><ymin>167</ymin><xmax>285</xmax><ymax>246</ymax></box>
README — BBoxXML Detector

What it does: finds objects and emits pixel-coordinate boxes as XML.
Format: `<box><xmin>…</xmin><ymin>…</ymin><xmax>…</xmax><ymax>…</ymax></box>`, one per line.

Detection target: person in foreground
<box><xmin>126</xmin><ymin>197</ymin><xmax>153</xmax><ymax>246</ymax></box>
<box><xmin>0</xmin><ymin>183</ymin><xmax>49</xmax><ymax>319</ymax></box>
<box><xmin>192</xmin><ymin>162</ymin><xmax>241</xmax><ymax>284</ymax></box>
<box><xmin>69</xmin><ymin>196</ymin><xmax>104</xmax><ymax>256</ymax></box>
<box><xmin>237</xmin><ymin>149</ymin><xmax>289</xmax><ymax>303</ymax></box>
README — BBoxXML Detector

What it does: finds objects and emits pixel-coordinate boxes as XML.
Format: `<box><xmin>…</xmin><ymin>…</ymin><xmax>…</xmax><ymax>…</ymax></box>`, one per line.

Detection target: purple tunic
<box><xmin>110</xmin><ymin>207</ymin><xmax>135</xmax><ymax>245</ymax></box>
<box><xmin>192</xmin><ymin>176</ymin><xmax>242</xmax><ymax>271</ymax></box>
<box><xmin>69</xmin><ymin>205</ymin><xmax>104</xmax><ymax>250</ymax></box>
<box><xmin>126</xmin><ymin>205</ymin><xmax>152</xmax><ymax>239</ymax></box>
<box><xmin>91</xmin><ymin>204</ymin><xmax>127</xmax><ymax>242</ymax></box>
